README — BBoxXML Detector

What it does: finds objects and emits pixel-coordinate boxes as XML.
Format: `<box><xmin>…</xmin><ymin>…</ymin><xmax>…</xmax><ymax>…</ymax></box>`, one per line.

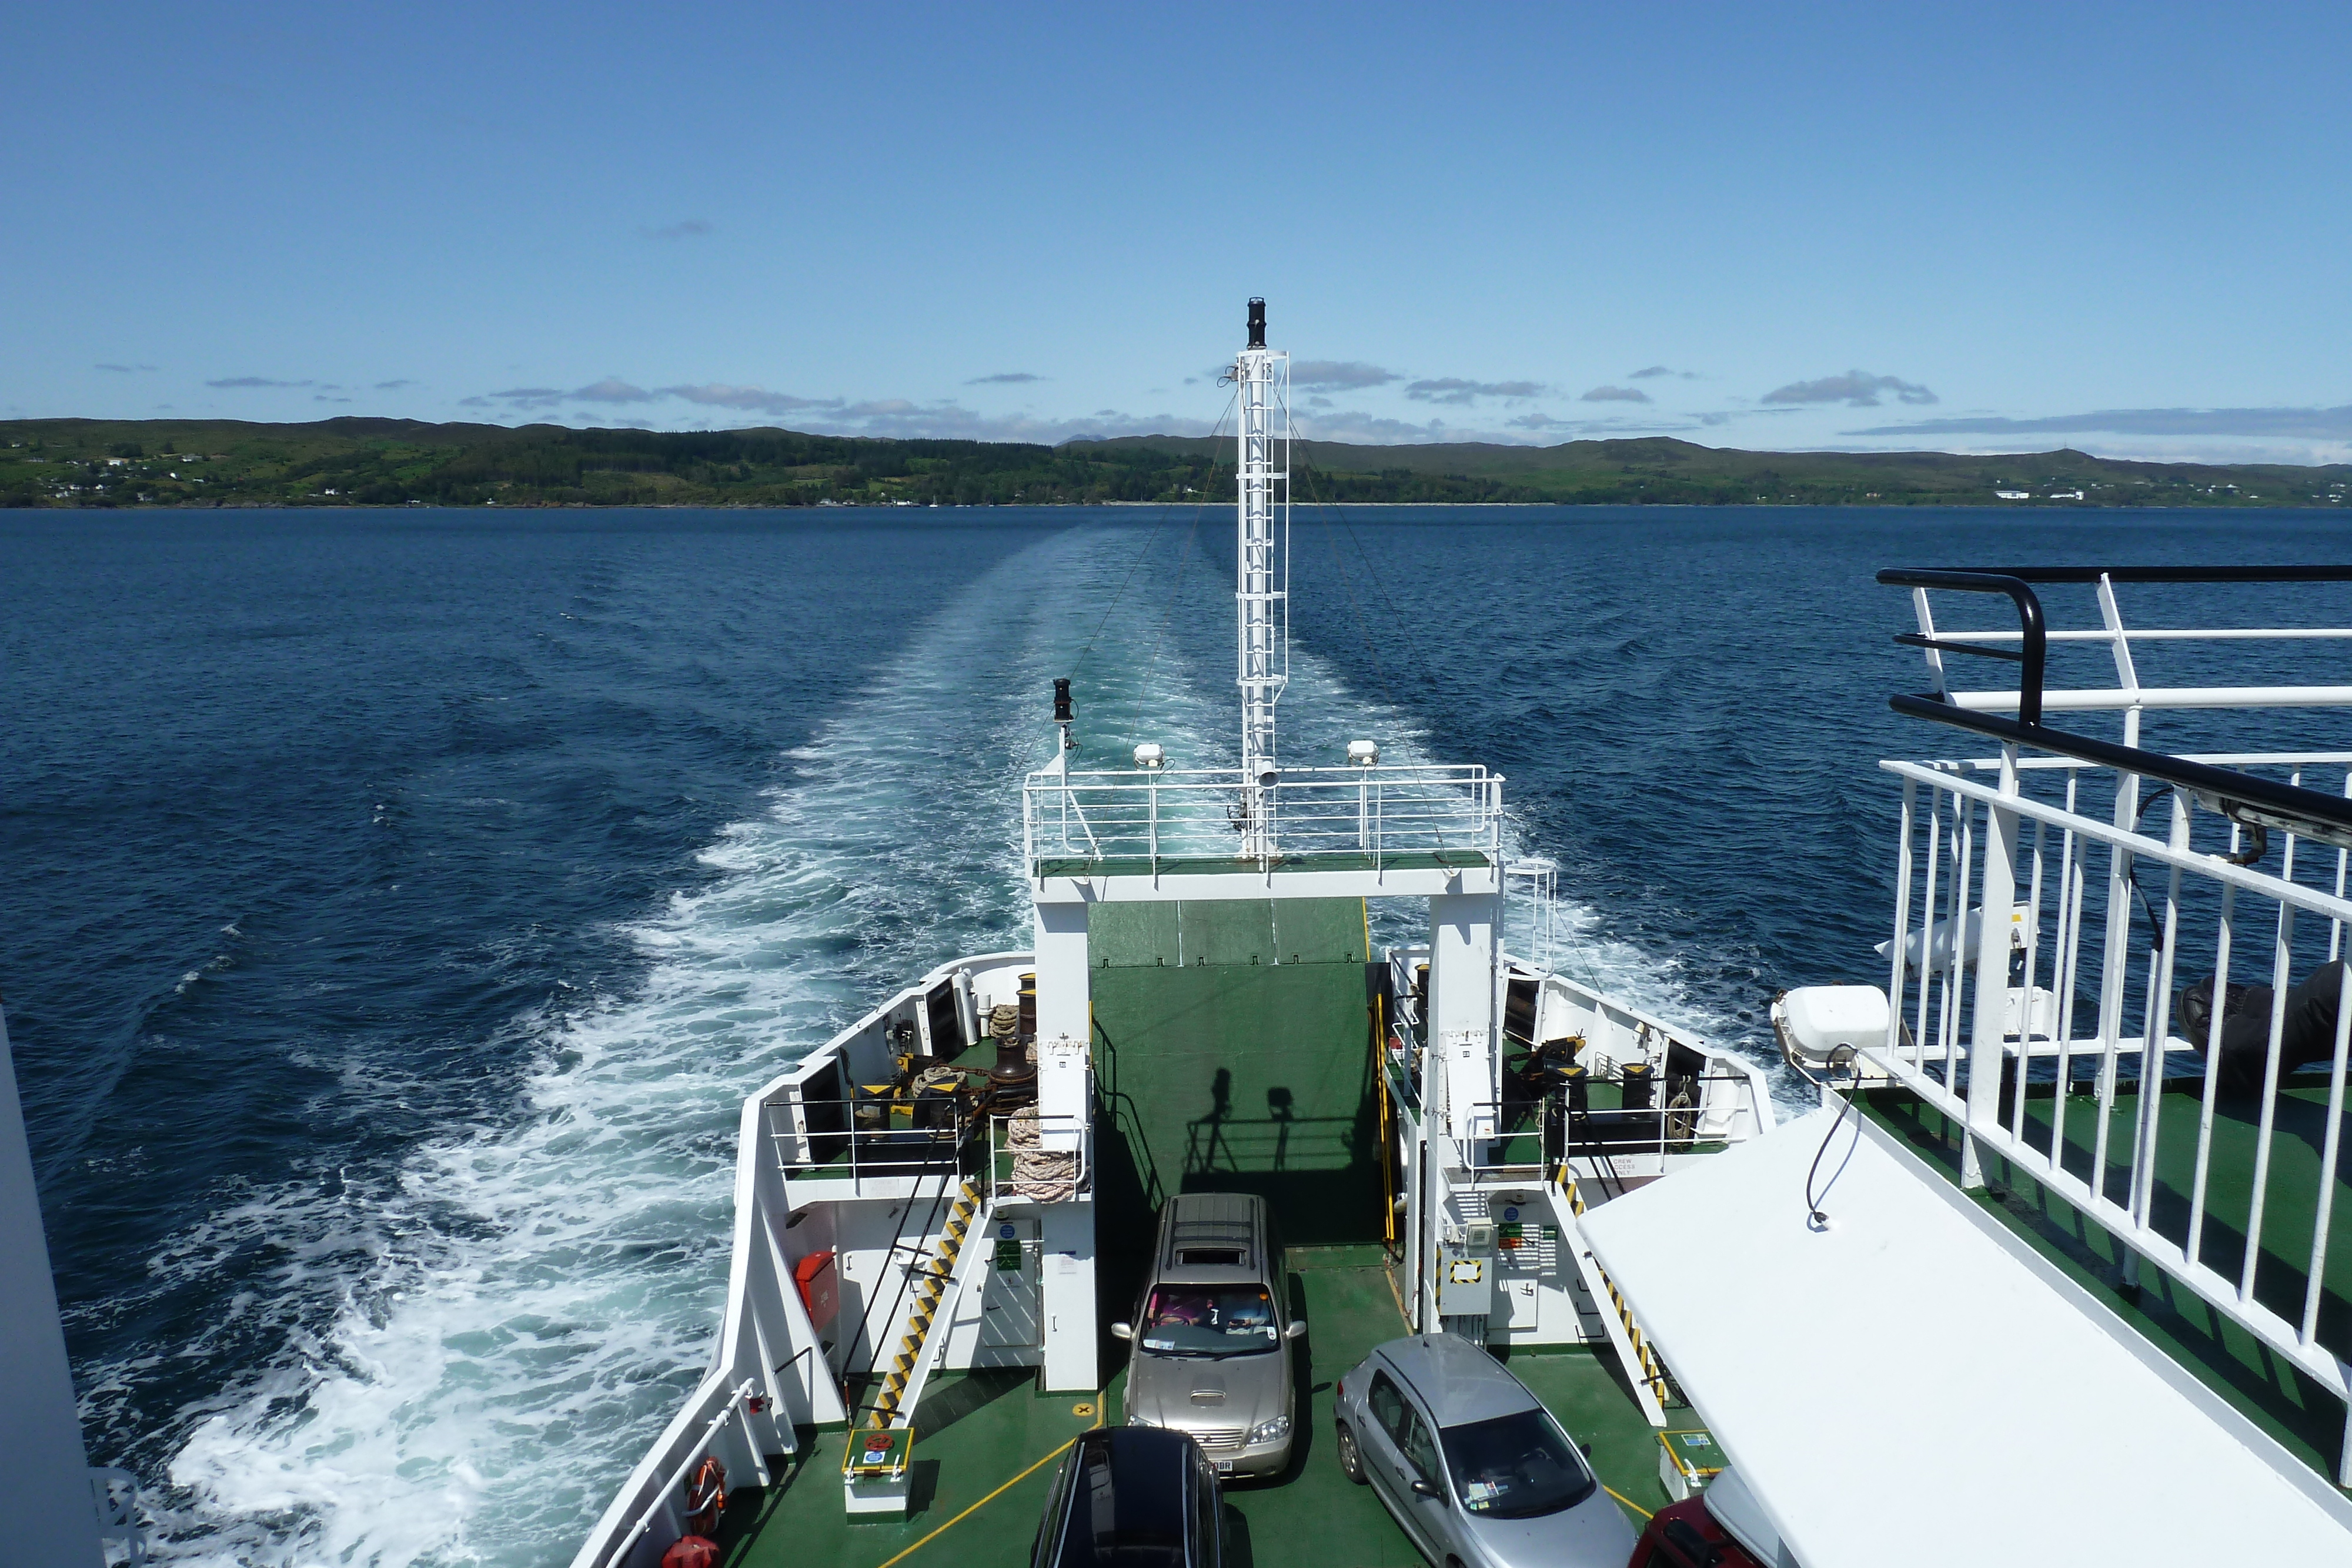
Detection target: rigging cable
<box><xmin>1068</xmin><ymin>499</ymin><xmax>1178</xmax><ymax>684</ymax></box>
<box><xmin>1128</xmin><ymin>395</ymin><xmax>1238</xmax><ymax>742</ymax></box>
<box><xmin>1070</xmin><ymin>386</ymin><xmax>1239</xmax><ymax>703</ymax></box>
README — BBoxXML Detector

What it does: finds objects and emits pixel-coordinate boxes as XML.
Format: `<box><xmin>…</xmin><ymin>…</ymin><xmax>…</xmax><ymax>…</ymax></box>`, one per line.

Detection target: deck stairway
<box><xmin>870</xmin><ymin>1176</ymin><xmax>987</xmax><ymax>1429</ymax></box>
<box><xmin>1555</xmin><ymin>1168</ymin><xmax>1675</xmax><ymax>1427</ymax></box>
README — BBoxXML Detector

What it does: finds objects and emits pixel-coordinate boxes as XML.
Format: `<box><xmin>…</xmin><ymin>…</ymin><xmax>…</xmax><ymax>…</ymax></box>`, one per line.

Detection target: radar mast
<box><xmin>1233</xmin><ymin>297</ymin><xmax>1288</xmax><ymax>856</ymax></box>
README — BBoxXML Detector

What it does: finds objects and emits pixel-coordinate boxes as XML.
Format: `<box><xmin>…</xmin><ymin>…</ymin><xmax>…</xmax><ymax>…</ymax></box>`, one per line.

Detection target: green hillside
<box><xmin>3</xmin><ymin>417</ymin><xmax>2345</xmax><ymax>509</ymax></box>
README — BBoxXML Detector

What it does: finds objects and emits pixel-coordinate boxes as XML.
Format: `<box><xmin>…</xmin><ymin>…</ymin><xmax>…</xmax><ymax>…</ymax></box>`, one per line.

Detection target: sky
<box><xmin>7</xmin><ymin>2</ymin><xmax>2352</xmax><ymax>463</ymax></box>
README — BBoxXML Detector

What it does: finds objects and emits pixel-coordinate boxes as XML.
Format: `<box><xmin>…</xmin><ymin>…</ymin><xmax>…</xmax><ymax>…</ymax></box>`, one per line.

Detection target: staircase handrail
<box><xmin>878</xmin><ymin>1192</ymin><xmax>997</xmax><ymax>1432</ymax></box>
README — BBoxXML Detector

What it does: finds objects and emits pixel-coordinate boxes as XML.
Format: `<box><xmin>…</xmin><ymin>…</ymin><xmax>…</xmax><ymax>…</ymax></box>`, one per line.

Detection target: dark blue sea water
<box><xmin>3</xmin><ymin>504</ymin><xmax>2344</xmax><ymax>1565</ymax></box>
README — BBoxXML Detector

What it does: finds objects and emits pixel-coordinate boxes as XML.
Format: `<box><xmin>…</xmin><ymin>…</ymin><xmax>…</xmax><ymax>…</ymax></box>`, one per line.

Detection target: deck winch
<box><xmin>985</xmin><ymin>1001</ymin><xmax>1036</xmax><ymax>1109</ymax></box>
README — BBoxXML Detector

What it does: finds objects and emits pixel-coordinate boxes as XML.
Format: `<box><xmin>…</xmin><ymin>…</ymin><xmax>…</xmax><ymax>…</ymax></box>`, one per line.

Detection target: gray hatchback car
<box><xmin>1112</xmin><ymin>1193</ymin><xmax>1304</xmax><ymax>1478</ymax></box>
<box><xmin>1333</xmin><ymin>1334</ymin><xmax>1638</xmax><ymax>1568</ymax></box>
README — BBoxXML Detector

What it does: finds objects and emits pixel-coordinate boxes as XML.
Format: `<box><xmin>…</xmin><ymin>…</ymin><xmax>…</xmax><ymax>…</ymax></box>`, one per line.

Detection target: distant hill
<box><xmin>3</xmin><ymin>417</ymin><xmax>2344</xmax><ymax>509</ymax></box>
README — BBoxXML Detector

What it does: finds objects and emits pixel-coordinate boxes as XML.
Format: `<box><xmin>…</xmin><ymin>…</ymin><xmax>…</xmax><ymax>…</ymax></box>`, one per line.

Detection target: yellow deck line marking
<box><xmin>1603</xmin><ymin>1483</ymin><xmax>1653</xmax><ymax>1520</ymax></box>
<box><xmin>869</xmin><ymin>1437</ymin><xmax>1075</xmax><ymax>1568</ymax></box>
<box><xmin>1381</xmin><ymin>1261</ymin><xmax>1412</xmax><ymax>1327</ymax></box>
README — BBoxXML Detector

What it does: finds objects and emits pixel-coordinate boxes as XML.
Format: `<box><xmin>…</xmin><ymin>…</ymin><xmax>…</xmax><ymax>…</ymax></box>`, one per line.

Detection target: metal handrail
<box><xmin>91</xmin><ymin>1467</ymin><xmax>145</xmax><ymax>1566</ymax></box>
<box><xmin>595</xmin><ymin>1377</ymin><xmax>759</xmax><ymax>1568</ymax></box>
<box><xmin>769</xmin><ymin>1094</ymin><xmax>974</xmax><ymax>1186</ymax></box>
<box><xmin>1880</xmin><ymin>568</ymin><xmax>2049</xmax><ymax>723</ymax></box>
<box><xmin>1023</xmin><ymin>762</ymin><xmax>1502</xmax><ymax>868</ymax></box>
<box><xmin>1889</xmin><ymin>696</ymin><xmax>2352</xmax><ymax>850</ymax></box>
<box><xmin>1885</xmin><ymin>564</ymin><xmax>2352</xmax><ymax>850</ymax></box>
<box><xmin>1884</xmin><ymin>565</ymin><xmax>2352</xmax><ymax>728</ymax></box>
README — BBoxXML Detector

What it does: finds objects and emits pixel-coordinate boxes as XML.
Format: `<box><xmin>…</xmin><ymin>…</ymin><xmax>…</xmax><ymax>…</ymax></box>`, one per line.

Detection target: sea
<box><xmin>3</xmin><ymin>503</ymin><xmax>2344</xmax><ymax>1566</ymax></box>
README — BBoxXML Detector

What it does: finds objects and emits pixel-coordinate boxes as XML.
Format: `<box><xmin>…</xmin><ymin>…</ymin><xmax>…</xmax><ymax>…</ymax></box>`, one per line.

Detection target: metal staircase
<box><xmin>1555</xmin><ymin>1168</ymin><xmax>1674</xmax><ymax>1427</ymax></box>
<box><xmin>869</xmin><ymin>1175</ymin><xmax>986</xmax><ymax>1429</ymax></box>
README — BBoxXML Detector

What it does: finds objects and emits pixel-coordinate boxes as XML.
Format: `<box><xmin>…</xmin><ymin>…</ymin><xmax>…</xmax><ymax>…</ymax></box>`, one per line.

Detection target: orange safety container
<box><xmin>793</xmin><ymin>1249</ymin><xmax>838</xmax><ymax>1329</ymax></box>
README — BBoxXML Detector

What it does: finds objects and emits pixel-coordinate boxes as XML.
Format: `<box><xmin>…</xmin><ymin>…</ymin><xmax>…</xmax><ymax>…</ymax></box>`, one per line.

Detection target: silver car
<box><xmin>1112</xmin><ymin>1192</ymin><xmax>1305</xmax><ymax>1479</ymax></box>
<box><xmin>1332</xmin><ymin>1334</ymin><xmax>1638</xmax><ymax>1568</ymax></box>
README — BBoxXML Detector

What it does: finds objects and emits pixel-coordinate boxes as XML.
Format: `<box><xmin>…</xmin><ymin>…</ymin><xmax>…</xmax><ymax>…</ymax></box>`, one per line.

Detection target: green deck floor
<box><xmin>1862</xmin><ymin>1081</ymin><xmax>2352</xmax><ymax>1487</ymax></box>
<box><xmin>710</xmin><ymin>1251</ymin><xmax>1662</xmax><ymax>1568</ymax></box>
<box><xmin>710</xmin><ymin>896</ymin><xmax>1665</xmax><ymax>1566</ymax></box>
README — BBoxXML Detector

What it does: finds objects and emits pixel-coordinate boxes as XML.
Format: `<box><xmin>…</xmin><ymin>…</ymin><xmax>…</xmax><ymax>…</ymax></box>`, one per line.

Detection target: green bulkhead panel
<box><xmin>1090</xmin><ymin>898</ymin><xmax>1383</xmax><ymax>1249</ymax></box>
<box><xmin>1090</xmin><ymin>900</ymin><xmax>1180</xmax><ymax>969</ymax></box>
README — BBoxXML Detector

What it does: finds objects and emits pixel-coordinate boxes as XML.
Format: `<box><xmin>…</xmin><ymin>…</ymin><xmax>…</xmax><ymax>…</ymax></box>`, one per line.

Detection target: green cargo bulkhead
<box><xmin>1088</xmin><ymin>897</ymin><xmax>1387</xmax><ymax>1252</ymax></box>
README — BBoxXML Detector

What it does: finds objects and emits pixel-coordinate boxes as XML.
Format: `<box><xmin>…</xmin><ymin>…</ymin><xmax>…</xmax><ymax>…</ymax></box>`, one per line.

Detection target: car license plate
<box><xmin>1216</xmin><ymin>1460</ymin><xmax>1233</xmax><ymax>1473</ymax></box>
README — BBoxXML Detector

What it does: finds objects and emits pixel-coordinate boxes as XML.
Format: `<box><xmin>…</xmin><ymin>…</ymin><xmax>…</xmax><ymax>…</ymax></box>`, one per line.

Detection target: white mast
<box><xmin>1234</xmin><ymin>297</ymin><xmax>1288</xmax><ymax>857</ymax></box>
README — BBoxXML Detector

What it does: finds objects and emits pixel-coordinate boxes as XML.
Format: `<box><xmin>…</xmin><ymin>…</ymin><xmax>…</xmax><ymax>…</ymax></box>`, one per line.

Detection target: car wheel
<box><xmin>1335</xmin><ymin>1420</ymin><xmax>1366</xmax><ymax>1483</ymax></box>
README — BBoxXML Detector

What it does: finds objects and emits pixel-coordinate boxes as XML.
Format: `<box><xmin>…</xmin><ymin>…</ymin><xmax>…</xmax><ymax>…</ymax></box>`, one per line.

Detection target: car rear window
<box><xmin>1051</xmin><ymin>1441</ymin><xmax>1187</xmax><ymax>1568</ymax></box>
<box><xmin>1438</xmin><ymin>1408</ymin><xmax>1596</xmax><ymax>1519</ymax></box>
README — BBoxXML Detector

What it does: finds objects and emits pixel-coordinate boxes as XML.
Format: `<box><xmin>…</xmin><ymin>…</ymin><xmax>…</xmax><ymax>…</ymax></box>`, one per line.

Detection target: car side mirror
<box><xmin>1111</xmin><ymin>1321</ymin><xmax>1132</xmax><ymax>1340</ymax></box>
<box><xmin>1285</xmin><ymin>1320</ymin><xmax>1307</xmax><ymax>1340</ymax></box>
<box><xmin>1581</xmin><ymin>1442</ymin><xmax>1592</xmax><ymax>1456</ymax></box>
<box><xmin>1409</xmin><ymin>1479</ymin><xmax>1438</xmax><ymax>1499</ymax></box>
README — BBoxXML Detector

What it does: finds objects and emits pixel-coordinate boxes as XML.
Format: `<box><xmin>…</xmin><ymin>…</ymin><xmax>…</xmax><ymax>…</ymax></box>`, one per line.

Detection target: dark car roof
<box><xmin>1044</xmin><ymin>1427</ymin><xmax>1203</xmax><ymax>1568</ymax></box>
<box><xmin>1372</xmin><ymin>1333</ymin><xmax>1543</xmax><ymax>1427</ymax></box>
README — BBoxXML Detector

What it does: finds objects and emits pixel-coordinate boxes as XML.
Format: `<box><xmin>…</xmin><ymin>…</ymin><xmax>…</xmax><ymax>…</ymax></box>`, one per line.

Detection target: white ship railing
<box><xmin>91</xmin><ymin>1467</ymin><xmax>144</xmax><ymax>1566</ymax></box>
<box><xmin>583</xmin><ymin>1377</ymin><xmax>765</xmax><ymax>1568</ymax></box>
<box><xmin>763</xmin><ymin>1097</ymin><xmax>1089</xmax><ymax>1202</ymax></box>
<box><xmin>1023</xmin><ymin>763</ymin><xmax>1502</xmax><ymax>871</ymax></box>
<box><xmin>1872</xmin><ymin>564</ymin><xmax>2352</xmax><ymax>1482</ymax></box>
<box><xmin>1893</xmin><ymin>563</ymin><xmax>2352</xmax><ymax>723</ymax></box>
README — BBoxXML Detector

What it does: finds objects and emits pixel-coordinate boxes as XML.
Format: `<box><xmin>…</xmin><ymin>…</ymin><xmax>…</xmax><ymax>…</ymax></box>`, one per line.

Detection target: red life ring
<box><xmin>684</xmin><ymin>1455</ymin><xmax>727</xmax><ymax>1537</ymax></box>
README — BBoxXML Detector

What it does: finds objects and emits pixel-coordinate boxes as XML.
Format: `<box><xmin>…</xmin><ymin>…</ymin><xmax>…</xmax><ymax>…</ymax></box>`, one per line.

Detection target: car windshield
<box><xmin>1138</xmin><ymin>1286</ymin><xmax>1277</xmax><ymax>1356</ymax></box>
<box><xmin>1438</xmin><ymin>1407</ymin><xmax>1595</xmax><ymax>1519</ymax></box>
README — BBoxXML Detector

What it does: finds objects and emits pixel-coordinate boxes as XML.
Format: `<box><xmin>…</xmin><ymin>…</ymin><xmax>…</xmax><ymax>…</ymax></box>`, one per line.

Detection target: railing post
<box><xmin>2091</xmin><ymin>734</ymin><xmax>2146</xmax><ymax>1202</ymax></box>
<box><xmin>1962</xmin><ymin>744</ymin><xmax>2022</xmax><ymax>1188</ymax></box>
<box><xmin>1887</xmin><ymin>778</ymin><xmax>1917</xmax><ymax>1061</ymax></box>
<box><xmin>2127</xmin><ymin>792</ymin><xmax>2192</xmax><ymax>1232</ymax></box>
<box><xmin>1917</xmin><ymin>789</ymin><xmax>1943</xmax><ymax>1054</ymax></box>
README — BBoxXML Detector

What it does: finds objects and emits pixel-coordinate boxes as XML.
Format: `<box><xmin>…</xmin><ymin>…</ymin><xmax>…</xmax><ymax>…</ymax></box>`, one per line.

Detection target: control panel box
<box><xmin>1436</xmin><ymin>1219</ymin><xmax>1496</xmax><ymax>1315</ymax></box>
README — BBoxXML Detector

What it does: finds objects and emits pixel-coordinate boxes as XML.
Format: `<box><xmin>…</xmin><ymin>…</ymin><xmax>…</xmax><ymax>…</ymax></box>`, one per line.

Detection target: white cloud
<box><xmin>660</xmin><ymin>383</ymin><xmax>837</xmax><ymax>413</ymax></box>
<box><xmin>1763</xmin><ymin>370</ymin><xmax>1937</xmax><ymax>407</ymax></box>
<box><xmin>1848</xmin><ymin>403</ymin><xmax>2352</xmax><ymax>443</ymax></box>
<box><xmin>1402</xmin><ymin>377</ymin><xmax>1548</xmax><ymax>406</ymax></box>
<box><xmin>1291</xmin><ymin>360</ymin><xmax>1399</xmax><ymax>392</ymax></box>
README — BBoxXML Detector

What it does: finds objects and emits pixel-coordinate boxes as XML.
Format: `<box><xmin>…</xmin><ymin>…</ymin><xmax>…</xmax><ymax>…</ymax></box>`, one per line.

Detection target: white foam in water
<box><xmin>148</xmin><ymin>527</ymin><xmax>1236</xmax><ymax>1567</ymax></box>
<box><xmin>144</xmin><ymin>522</ymin><xmax>1745</xmax><ymax>1566</ymax></box>
<box><xmin>1274</xmin><ymin>640</ymin><xmax>1755</xmax><ymax>1060</ymax></box>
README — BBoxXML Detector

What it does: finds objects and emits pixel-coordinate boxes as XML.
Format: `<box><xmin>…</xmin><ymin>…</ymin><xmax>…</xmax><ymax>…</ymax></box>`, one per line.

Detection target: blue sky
<box><xmin>8</xmin><ymin>2</ymin><xmax>2351</xmax><ymax>462</ymax></box>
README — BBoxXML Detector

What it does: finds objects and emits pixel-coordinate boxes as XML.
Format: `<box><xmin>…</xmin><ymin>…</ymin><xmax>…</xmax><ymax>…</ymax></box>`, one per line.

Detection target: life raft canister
<box><xmin>794</xmin><ymin>1249</ymin><xmax>839</xmax><ymax>1329</ymax></box>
